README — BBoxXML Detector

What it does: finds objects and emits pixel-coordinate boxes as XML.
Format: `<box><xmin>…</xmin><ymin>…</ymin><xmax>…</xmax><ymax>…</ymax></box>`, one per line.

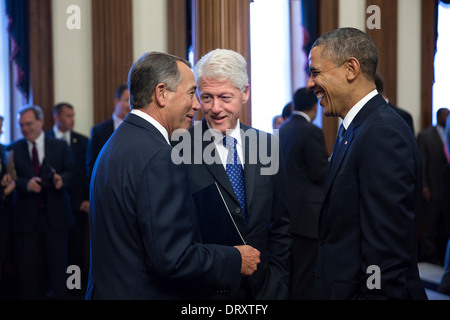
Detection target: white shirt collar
<box><xmin>112</xmin><ymin>112</ymin><xmax>124</xmax><ymax>130</ymax></box>
<box><xmin>27</xmin><ymin>131</ymin><xmax>45</xmax><ymax>164</ymax></box>
<box><xmin>207</xmin><ymin>119</ymin><xmax>242</xmax><ymax>147</ymax></box>
<box><xmin>292</xmin><ymin>110</ymin><xmax>312</xmax><ymax>123</ymax></box>
<box><xmin>131</xmin><ymin>109</ymin><xmax>170</xmax><ymax>145</ymax></box>
<box><xmin>342</xmin><ymin>89</ymin><xmax>378</xmax><ymax>130</ymax></box>
<box><xmin>53</xmin><ymin>125</ymin><xmax>71</xmax><ymax>145</ymax></box>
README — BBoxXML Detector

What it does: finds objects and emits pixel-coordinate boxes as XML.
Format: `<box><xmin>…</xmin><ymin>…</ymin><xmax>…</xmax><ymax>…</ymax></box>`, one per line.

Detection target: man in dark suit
<box><xmin>86</xmin><ymin>84</ymin><xmax>130</xmax><ymax>180</ymax></box>
<box><xmin>440</xmin><ymin>164</ymin><xmax>450</xmax><ymax>294</ymax></box>
<box><xmin>417</xmin><ymin>107</ymin><xmax>450</xmax><ymax>265</ymax></box>
<box><xmin>46</xmin><ymin>102</ymin><xmax>89</xmax><ymax>297</ymax></box>
<box><xmin>0</xmin><ymin>115</ymin><xmax>15</xmax><ymax>281</ymax></box>
<box><xmin>86</xmin><ymin>52</ymin><xmax>260</xmax><ymax>300</ymax></box>
<box><xmin>8</xmin><ymin>105</ymin><xmax>75</xmax><ymax>299</ymax></box>
<box><xmin>278</xmin><ymin>87</ymin><xmax>328</xmax><ymax>299</ymax></box>
<box><xmin>175</xmin><ymin>49</ymin><xmax>291</xmax><ymax>300</ymax></box>
<box><xmin>307</xmin><ymin>27</ymin><xmax>426</xmax><ymax>299</ymax></box>
<box><xmin>375</xmin><ymin>73</ymin><xmax>415</xmax><ymax>135</ymax></box>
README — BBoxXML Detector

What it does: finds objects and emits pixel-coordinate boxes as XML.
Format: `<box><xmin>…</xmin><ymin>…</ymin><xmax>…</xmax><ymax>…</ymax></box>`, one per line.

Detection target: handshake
<box><xmin>234</xmin><ymin>245</ymin><xmax>261</xmax><ymax>276</ymax></box>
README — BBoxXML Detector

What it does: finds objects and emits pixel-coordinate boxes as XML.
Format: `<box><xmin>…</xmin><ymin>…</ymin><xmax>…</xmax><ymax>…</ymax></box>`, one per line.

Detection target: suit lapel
<box><xmin>199</xmin><ymin>120</ymin><xmax>239</xmax><ymax>204</ymax></box>
<box><xmin>241</xmin><ymin>124</ymin><xmax>257</xmax><ymax>210</ymax></box>
<box><xmin>323</xmin><ymin>123</ymin><xmax>354</xmax><ymax>198</ymax></box>
<box><xmin>322</xmin><ymin>94</ymin><xmax>385</xmax><ymax>204</ymax></box>
<box><xmin>17</xmin><ymin>139</ymin><xmax>35</xmax><ymax>177</ymax></box>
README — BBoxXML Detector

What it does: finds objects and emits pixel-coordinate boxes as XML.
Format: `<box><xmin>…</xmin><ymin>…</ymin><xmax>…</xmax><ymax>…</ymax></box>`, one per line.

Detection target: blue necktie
<box><xmin>223</xmin><ymin>136</ymin><xmax>247</xmax><ymax>222</ymax></box>
<box><xmin>330</xmin><ymin>124</ymin><xmax>346</xmax><ymax>163</ymax></box>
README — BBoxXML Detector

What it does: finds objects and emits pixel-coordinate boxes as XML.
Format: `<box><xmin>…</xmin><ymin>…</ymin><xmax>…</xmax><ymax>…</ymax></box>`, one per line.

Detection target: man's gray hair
<box><xmin>312</xmin><ymin>27</ymin><xmax>378</xmax><ymax>81</ymax></box>
<box><xmin>194</xmin><ymin>49</ymin><xmax>249</xmax><ymax>92</ymax></box>
<box><xmin>128</xmin><ymin>51</ymin><xmax>191</xmax><ymax>110</ymax></box>
<box><xmin>18</xmin><ymin>105</ymin><xmax>44</xmax><ymax>121</ymax></box>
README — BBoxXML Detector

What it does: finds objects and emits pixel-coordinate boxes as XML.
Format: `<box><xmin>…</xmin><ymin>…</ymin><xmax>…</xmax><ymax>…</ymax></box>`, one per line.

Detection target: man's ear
<box><xmin>242</xmin><ymin>84</ymin><xmax>250</xmax><ymax>104</ymax></box>
<box><xmin>155</xmin><ymin>83</ymin><xmax>167</xmax><ymax>107</ymax></box>
<box><xmin>346</xmin><ymin>57</ymin><xmax>360</xmax><ymax>81</ymax></box>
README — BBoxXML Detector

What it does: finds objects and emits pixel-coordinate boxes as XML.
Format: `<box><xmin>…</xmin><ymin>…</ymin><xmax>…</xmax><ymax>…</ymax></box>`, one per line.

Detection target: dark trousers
<box><xmin>420</xmin><ymin>200</ymin><xmax>446</xmax><ymax>265</ymax></box>
<box><xmin>290</xmin><ymin>234</ymin><xmax>318</xmax><ymax>300</ymax></box>
<box><xmin>17</xmin><ymin>209</ymin><xmax>69</xmax><ymax>300</ymax></box>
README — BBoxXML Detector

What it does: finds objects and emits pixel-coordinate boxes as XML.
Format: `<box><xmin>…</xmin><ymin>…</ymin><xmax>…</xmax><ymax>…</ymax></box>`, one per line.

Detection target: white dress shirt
<box><xmin>342</xmin><ymin>89</ymin><xmax>378</xmax><ymax>130</ymax></box>
<box><xmin>53</xmin><ymin>125</ymin><xmax>71</xmax><ymax>146</ymax></box>
<box><xmin>131</xmin><ymin>109</ymin><xmax>170</xmax><ymax>145</ymax></box>
<box><xmin>27</xmin><ymin>131</ymin><xmax>45</xmax><ymax>165</ymax></box>
<box><xmin>207</xmin><ymin>120</ymin><xmax>244</xmax><ymax>170</ymax></box>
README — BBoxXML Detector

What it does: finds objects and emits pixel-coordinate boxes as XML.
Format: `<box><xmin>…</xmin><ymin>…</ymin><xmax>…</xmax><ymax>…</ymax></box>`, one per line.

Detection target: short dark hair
<box><xmin>53</xmin><ymin>102</ymin><xmax>74</xmax><ymax>116</ymax></box>
<box><xmin>282</xmin><ymin>102</ymin><xmax>293</xmax><ymax>120</ymax></box>
<box><xmin>115</xmin><ymin>83</ymin><xmax>129</xmax><ymax>100</ymax></box>
<box><xmin>293</xmin><ymin>88</ymin><xmax>318</xmax><ymax>111</ymax></box>
<box><xmin>312</xmin><ymin>27</ymin><xmax>378</xmax><ymax>81</ymax></box>
<box><xmin>128</xmin><ymin>52</ymin><xmax>191</xmax><ymax>110</ymax></box>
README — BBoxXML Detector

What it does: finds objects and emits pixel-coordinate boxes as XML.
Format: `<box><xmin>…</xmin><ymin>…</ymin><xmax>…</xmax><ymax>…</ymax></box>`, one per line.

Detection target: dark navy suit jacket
<box><xmin>86</xmin><ymin>118</ymin><xmax>114</xmax><ymax>181</ymax></box>
<box><xmin>314</xmin><ymin>94</ymin><xmax>427</xmax><ymax>300</ymax></box>
<box><xmin>279</xmin><ymin>114</ymin><xmax>329</xmax><ymax>239</ymax></box>
<box><xmin>86</xmin><ymin>113</ymin><xmax>241</xmax><ymax>299</ymax></box>
<box><xmin>175</xmin><ymin>120</ymin><xmax>291</xmax><ymax>299</ymax></box>
<box><xmin>7</xmin><ymin>136</ymin><xmax>75</xmax><ymax>232</ymax></box>
<box><xmin>46</xmin><ymin>130</ymin><xmax>89</xmax><ymax>213</ymax></box>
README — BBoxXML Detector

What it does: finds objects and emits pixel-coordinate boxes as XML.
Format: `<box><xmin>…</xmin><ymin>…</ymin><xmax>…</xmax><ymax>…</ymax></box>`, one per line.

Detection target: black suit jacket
<box><xmin>86</xmin><ymin>113</ymin><xmax>241</xmax><ymax>300</ymax></box>
<box><xmin>7</xmin><ymin>136</ymin><xmax>75</xmax><ymax>233</ymax></box>
<box><xmin>174</xmin><ymin>120</ymin><xmax>291</xmax><ymax>299</ymax></box>
<box><xmin>46</xmin><ymin>130</ymin><xmax>89</xmax><ymax>212</ymax></box>
<box><xmin>417</xmin><ymin>125</ymin><xmax>448</xmax><ymax>201</ymax></box>
<box><xmin>86</xmin><ymin>118</ymin><xmax>114</xmax><ymax>181</ymax></box>
<box><xmin>278</xmin><ymin>114</ymin><xmax>328</xmax><ymax>239</ymax></box>
<box><xmin>314</xmin><ymin>94</ymin><xmax>427</xmax><ymax>300</ymax></box>
<box><xmin>389</xmin><ymin>103</ymin><xmax>415</xmax><ymax>135</ymax></box>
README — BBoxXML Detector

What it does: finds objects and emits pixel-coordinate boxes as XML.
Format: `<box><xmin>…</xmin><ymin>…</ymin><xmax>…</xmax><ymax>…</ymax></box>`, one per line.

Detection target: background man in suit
<box><xmin>307</xmin><ymin>27</ymin><xmax>426</xmax><ymax>299</ymax></box>
<box><xmin>0</xmin><ymin>115</ymin><xmax>15</xmax><ymax>283</ymax></box>
<box><xmin>375</xmin><ymin>73</ymin><xmax>415</xmax><ymax>135</ymax></box>
<box><xmin>417</xmin><ymin>107</ymin><xmax>450</xmax><ymax>265</ymax></box>
<box><xmin>180</xmin><ymin>49</ymin><xmax>291</xmax><ymax>299</ymax></box>
<box><xmin>86</xmin><ymin>52</ymin><xmax>260</xmax><ymax>300</ymax></box>
<box><xmin>46</xmin><ymin>102</ymin><xmax>90</xmax><ymax>298</ymax></box>
<box><xmin>278</xmin><ymin>87</ymin><xmax>328</xmax><ymax>299</ymax></box>
<box><xmin>440</xmin><ymin>164</ymin><xmax>450</xmax><ymax>295</ymax></box>
<box><xmin>86</xmin><ymin>83</ymin><xmax>130</xmax><ymax>180</ymax></box>
<box><xmin>8</xmin><ymin>105</ymin><xmax>75</xmax><ymax>299</ymax></box>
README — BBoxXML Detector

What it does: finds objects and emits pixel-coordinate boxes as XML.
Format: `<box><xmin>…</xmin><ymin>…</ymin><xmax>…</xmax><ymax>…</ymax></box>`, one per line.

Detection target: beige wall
<box><xmin>52</xmin><ymin>0</ymin><xmax>93</xmax><ymax>137</ymax></box>
<box><xmin>52</xmin><ymin>0</ymin><xmax>168</xmax><ymax>137</ymax></box>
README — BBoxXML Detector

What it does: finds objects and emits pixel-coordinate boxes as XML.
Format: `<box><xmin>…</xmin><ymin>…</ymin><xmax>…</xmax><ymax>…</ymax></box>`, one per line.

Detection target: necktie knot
<box><xmin>223</xmin><ymin>136</ymin><xmax>236</xmax><ymax>149</ymax></box>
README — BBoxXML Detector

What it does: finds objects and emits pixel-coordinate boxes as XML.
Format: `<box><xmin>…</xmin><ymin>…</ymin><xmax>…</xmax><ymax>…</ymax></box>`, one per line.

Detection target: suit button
<box><xmin>319</xmin><ymin>239</ymin><xmax>325</xmax><ymax>245</ymax></box>
<box><xmin>235</xmin><ymin>207</ymin><xmax>241</xmax><ymax>214</ymax></box>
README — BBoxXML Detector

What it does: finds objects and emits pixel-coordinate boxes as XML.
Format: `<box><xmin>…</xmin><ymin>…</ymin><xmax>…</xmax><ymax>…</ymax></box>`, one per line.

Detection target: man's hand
<box><xmin>234</xmin><ymin>245</ymin><xmax>260</xmax><ymax>276</ymax></box>
<box><xmin>27</xmin><ymin>177</ymin><xmax>42</xmax><ymax>193</ymax></box>
<box><xmin>80</xmin><ymin>200</ymin><xmax>89</xmax><ymax>213</ymax></box>
<box><xmin>1</xmin><ymin>174</ymin><xmax>15</xmax><ymax>196</ymax></box>
<box><xmin>53</xmin><ymin>172</ymin><xmax>64</xmax><ymax>190</ymax></box>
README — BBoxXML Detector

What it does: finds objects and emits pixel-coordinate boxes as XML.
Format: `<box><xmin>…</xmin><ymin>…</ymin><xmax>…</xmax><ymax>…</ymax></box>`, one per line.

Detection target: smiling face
<box><xmin>19</xmin><ymin>109</ymin><xmax>43</xmax><ymax>142</ymax></box>
<box><xmin>307</xmin><ymin>45</ymin><xmax>349</xmax><ymax>118</ymax></box>
<box><xmin>164</xmin><ymin>61</ymin><xmax>200</xmax><ymax>135</ymax></box>
<box><xmin>198</xmin><ymin>77</ymin><xmax>249</xmax><ymax>134</ymax></box>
